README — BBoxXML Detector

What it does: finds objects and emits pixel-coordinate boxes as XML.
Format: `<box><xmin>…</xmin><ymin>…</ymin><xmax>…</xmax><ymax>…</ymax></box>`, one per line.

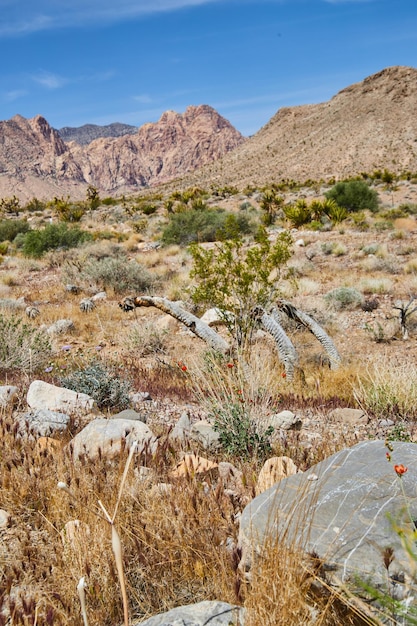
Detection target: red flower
<box><xmin>281</xmin><ymin>371</ymin><xmax>287</xmax><ymax>378</ymax></box>
<box><xmin>394</xmin><ymin>464</ymin><xmax>408</xmax><ymax>476</ymax></box>
<box><xmin>181</xmin><ymin>365</ymin><xmax>187</xmax><ymax>372</ymax></box>
<box><xmin>386</xmin><ymin>452</ymin><xmax>391</xmax><ymax>462</ymax></box>
<box><xmin>227</xmin><ymin>362</ymin><xmax>234</xmax><ymax>369</ymax></box>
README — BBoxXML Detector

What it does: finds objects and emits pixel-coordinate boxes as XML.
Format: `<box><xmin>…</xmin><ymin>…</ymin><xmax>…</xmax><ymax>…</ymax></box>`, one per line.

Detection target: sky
<box><xmin>0</xmin><ymin>0</ymin><xmax>417</xmax><ymax>137</ymax></box>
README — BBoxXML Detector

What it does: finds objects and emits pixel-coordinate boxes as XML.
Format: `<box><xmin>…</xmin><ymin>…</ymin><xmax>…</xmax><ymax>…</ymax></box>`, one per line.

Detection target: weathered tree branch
<box><xmin>253</xmin><ymin>307</ymin><xmax>298</xmax><ymax>380</ymax></box>
<box><xmin>275</xmin><ymin>300</ymin><xmax>341</xmax><ymax>370</ymax></box>
<box><xmin>119</xmin><ymin>296</ymin><xmax>230</xmax><ymax>354</ymax></box>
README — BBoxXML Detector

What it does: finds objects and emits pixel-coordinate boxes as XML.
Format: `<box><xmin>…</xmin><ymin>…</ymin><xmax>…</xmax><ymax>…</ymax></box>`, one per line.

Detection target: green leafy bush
<box><xmin>190</xmin><ymin>226</ymin><xmax>293</xmax><ymax>346</ymax></box>
<box><xmin>211</xmin><ymin>402</ymin><xmax>273</xmax><ymax>459</ymax></box>
<box><xmin>325</xmin><ymin>180</ymin><xmax>379</xmax><ymax>213</ymax></box>
<box><xmin>60</xmin><ymin>361</ymin><xmax>131</xmax><ymax>410</ymax></box>
<box><xmin>0</xmin><ymin>314</ymin><xmax>51</xmax><ymax>372</ymax></box>
<box><xmin>0</xmin><ymin>219</ymin><xmax>30</xmax><ymax>242</ymax></box>
<box><xmin>162</xmin><ymin>208</ymin><xmax>253</xmax><ymax>246</ymax></box>
<box><xmin>22</xmin><ymin>224</ymin><xmax>92</xmax><ymax>258</ymax></box>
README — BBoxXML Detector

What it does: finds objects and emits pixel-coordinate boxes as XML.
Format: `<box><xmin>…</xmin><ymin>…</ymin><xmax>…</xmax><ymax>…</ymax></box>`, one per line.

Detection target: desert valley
<box><xmin>2</xmin><ymin>66</ymin><xmax>417</xmax><ymax>625</ymax></box>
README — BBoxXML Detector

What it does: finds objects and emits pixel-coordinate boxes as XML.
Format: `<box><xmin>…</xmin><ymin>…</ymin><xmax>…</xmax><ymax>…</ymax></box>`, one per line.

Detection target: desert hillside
<box><xmin>178</xmin><ymin>66</ymin><xmax>417</xmax><ymax>189</ymax></box>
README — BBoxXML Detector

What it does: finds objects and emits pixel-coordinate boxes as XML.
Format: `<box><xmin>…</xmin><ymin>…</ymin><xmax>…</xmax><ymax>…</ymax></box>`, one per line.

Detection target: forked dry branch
<box><xmin>119</xmin><ymin>295</ymin><xmax>341</xmax><ymax>380</ymax></box>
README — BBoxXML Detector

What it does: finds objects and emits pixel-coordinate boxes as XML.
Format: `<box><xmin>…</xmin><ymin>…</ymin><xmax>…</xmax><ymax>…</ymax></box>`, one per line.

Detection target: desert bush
<box><xmin>325</xmin><ymin>180</ymin><xmax>379</xmax><ymax>213</ymax></box>
<box><xmin>0</xmin><ymin>195</ymin><xmax>20</xmax><ymax>215</ymax></box>
<box><xmin>60</xmin><ymin>360</ymin><xmax>132</xmax><ymax>410</ymax></box>
<box><xmin>161</xmin><ymin>208</ymin><xmax>253</xmax><ymax>246</ymax></box>
<box><xmin>324</xmin><ymin>286</ymin><xmax>363</xmax><ymax>310</ymax></box>
<box><xmin>211</xmin><ymin>401</ymin><xmax>274</xmax><ymax>459</ymax></box>
<box><xmin>190</xmin><ymin>226</ymin><xmax>293</xmax><ymax>346</ymax></box>
<box><xmin>0</xmin><ymin>314</ymin><xmax>51</xmax><ymax>371</ymax></box>
<box><xmin>23</xmin><ymin>197</ymin><xmax>48</xmax><ymax>212</ymax></box>
<box><xmin>361</xmin><ymin>242</ymin><xmax>380</xmax><ymax>255</ymax></box>
<box><xmin>358</xmin><ymin>277</ymin><xmax>393</xmax><ymax>295</ymax></box>
<box><xmin>398</xmin><ymin>202</ymin><xmax>417</xmax><ymax>215</ymax></box>
<box><xmin>122</xmin><ymin>322</ymin><xmax>169</xmax><ymax>356</ymax></box>
<box><xmin>51</xmin><ymin>196</ymin><xmax>87</xmax><ymax>222</ymax></box>
<box><xmin>354</xmin><ymin>361</ymin><xmax>417</xmax><ymax>420</ymax></box>
<box><xmin>283</xmin><ymin>200</ymin><xmax>313</xmax><ymax>227</ymax></box>
<box><xmin>63</xmin><ymin>255</ymin><xmax>156</xmax><ymax>294</ymax></box>
<box><xmin>22</xmin><ymin>223</ymin><xmax>92</xmax><ymax>258</ymax></box>
<box><xmin>0</xmin><ymin>219</ymin><xmax>30</xmax><ymax>242</ymax></box>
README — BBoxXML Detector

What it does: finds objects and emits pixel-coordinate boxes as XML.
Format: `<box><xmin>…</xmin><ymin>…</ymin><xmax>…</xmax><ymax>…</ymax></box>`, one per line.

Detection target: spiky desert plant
<box><xmin>393</xmin><ymin>297</ymin><xmax>417</xmax><ymax>340</ymax></box>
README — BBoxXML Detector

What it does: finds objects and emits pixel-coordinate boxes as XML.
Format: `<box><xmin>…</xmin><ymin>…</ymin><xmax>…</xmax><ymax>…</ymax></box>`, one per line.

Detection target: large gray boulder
<box><xmin>239</xmin><ymin>440</ymin><xmax>417</xmax><ymax>592</ymax></box>
<box><xmin>131</xmin><ymin>600</ymin><xmax>244</xmax><ymax>625</ymax></box>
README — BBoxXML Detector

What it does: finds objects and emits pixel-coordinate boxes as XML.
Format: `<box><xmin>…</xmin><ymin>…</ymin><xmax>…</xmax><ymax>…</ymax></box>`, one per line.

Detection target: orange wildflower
<box><xmin>394</xmin><ymin>464</ymin><xmax>408</xmax><ymax>476</ymax></box>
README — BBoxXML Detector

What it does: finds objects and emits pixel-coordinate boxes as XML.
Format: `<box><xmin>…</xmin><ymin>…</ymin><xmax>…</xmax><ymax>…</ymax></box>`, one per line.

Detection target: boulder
<box><xmin>256</xmin><ymin>456</ymin><xmax>299</xmax><ymax>495</ymax></box>
<box><xmin>112</xmin><ymin>408</ymin><xmax>146</xmax><ymax>423</ymax></box>
<box><xmin>200</xmin><ymin>308</ymin><xmax>233</xmax><ymax>327</ymax></box>
<box><xmin>329</xmin><ymin>407</ymin><xmax>368</xmax><ymax>425</ymax></box>
<box><xmin>27</xmin><ymin>380</ymin><xmax>96</xmax><ymax>415</ymax></box>
<box><xmin>17</xmin><ymin>409</ymin><xmax>70</xmax><ymax>437</ymax></box>
<box><xmin>131</xmin><ymin>600</ymin><xmax>245</xmax><ymax>626</ymax></box>
<box><xmin>170</xmin><ymin>412</ymin><xmax>192</xmax><ymax>441</ymax></box>
<box><xmin>190</xmin><ymin>420</ymin><xmax>220</xmax><ymax>451</ymax></box>
<box><xmin>0</xmin><ymin>385</ymin><xmax>18</xmax><ymax>409</ymax></box>
<box><xmin>46</xmin><ymin>319</ymin><xmax>75</xmax><ymax>335</ymax></box>
<box><xmin>69</xmin><ymin>417</ymin><xmax>157</xmax><ymax>460</ymax></box>
<box><xmin>239</xmin><ymin>440</ymin><xmax>417</xmax><ymax>591</ymax></box>
<box><xmin>170</xmin><ymin>454</ymin><xmax>218</xmax><ymax>478</ymax></box>
<box><xmin>268</xmin><ymin>410</ymin><xmax>302</xmax><ymax>431</ymax></box>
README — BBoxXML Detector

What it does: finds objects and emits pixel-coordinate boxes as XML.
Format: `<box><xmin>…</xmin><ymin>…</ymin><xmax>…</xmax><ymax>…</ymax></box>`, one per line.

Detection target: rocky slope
<box><xmin>1</xmin><ymin>66</ymin><xmax>417</xmax><ymax>201</ymax></box>
<box><xmin>179</xmin><ymin>66</ymin><xmax>417</xmax><ymax>190</ymax></box>
<box><xmin>58</xmin><ymin>122</ymin><xmax>138</xmax><ymax>145</ymax></box>
<box><xmin>0</xmin><ymin>105</ymin><xmax>245</xmax><ymax>200</ymax></box>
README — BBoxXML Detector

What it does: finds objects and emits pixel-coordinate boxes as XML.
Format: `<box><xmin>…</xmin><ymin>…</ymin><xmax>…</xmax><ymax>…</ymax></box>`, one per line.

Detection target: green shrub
<box><xmin>190</xmin><ymin>226</ymin><xmax>293</xmax><ymax>346</ymax></box>
<box><xmin>0</xmin><ymin>314</ymin><xmax>51</xmax><ymax>372</ymax></box>
<box><xmin>22</xmin><ymin>224</ymin><xmax>92</xmax><ymax>258</ymax></box>
<box><xmin>63</xmin><ymin>255</ymin><xmax>156</xmax><ymax>294</ymax></box>
<box><xmin>60</xmin><ymin>361</ymin><xmax>131</xmax><ymax>410</ymax></box>
<box><xmin>211</xmin><ymin>402</ymin><xmax>273</xmax><ymax>459</ymax></box>
<box><xmin>161</xmin><ymin>208</ymin><xmax>253</xmax><ymax>246</ymax></box>
<box><xmin>324</xmin><ymin>286</ymin><xmax>364</xmax><ymax>310</ymax></box>
<box><xmin>283</xmin><ymin>200</ymin><xmax>313</xmax><ymax>227</ymax></box>
<box><xmin>23</xmin><ymin>197</ymin><xmax>48</xmax><ymax>212</ymax></box>
<box><xmin>325</xmin><ymin>180</ymin><xmax>379</xmax><ymax>213</ymax></box>
<box><xmin>0</xmin><ymin>219</ymin><xmax>30</xmax><ymax>242</ymax></box>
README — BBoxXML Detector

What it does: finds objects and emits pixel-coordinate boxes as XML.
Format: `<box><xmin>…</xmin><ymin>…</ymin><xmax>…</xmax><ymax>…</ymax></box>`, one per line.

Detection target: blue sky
<box><xmin>1</xmin><ymin>0</ymin><xmax>416</xmax><ymax>136</ymax></box>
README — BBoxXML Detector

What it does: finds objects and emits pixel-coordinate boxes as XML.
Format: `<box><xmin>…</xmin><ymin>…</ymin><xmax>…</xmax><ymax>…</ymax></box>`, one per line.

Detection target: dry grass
<box><xmin>3</xmin><ymin>185</ymin><xmax>417</xmax><ymax>624</ymax></box>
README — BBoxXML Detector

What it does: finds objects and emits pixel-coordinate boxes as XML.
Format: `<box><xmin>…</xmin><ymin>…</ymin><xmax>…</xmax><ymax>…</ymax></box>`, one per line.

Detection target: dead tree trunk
<box><xmin>119</xmin><ymin>296</ymin><xmax>230</xmax><ymax>355</ymax></box>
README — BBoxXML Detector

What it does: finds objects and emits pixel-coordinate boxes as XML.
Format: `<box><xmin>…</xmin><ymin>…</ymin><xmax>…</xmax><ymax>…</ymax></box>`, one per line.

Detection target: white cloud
<box><xmin>0</xmin><ymin>0</ymin><xmax>226</xmax><ymax>36</ymax></box>
<box><xmin>32</xmin><ymin>71</ymin><xmax>67</xmax><ymax>89</ymax></box>
<box><xmin>4</xmin><ymin>89</ymin><xmax>27</xmax><ymax>101</ymax></box>
<box><xmin>133</xmin><ymin>94</ymin><xmax>154</xmax><ymax>104</ymax></box>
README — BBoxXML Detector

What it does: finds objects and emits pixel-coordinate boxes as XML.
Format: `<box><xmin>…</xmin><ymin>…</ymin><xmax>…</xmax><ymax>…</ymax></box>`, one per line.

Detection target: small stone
<box><xmin>0</xmin><ymin>509</ymin><xmax>10</xmax><ymax>529</ymax></box>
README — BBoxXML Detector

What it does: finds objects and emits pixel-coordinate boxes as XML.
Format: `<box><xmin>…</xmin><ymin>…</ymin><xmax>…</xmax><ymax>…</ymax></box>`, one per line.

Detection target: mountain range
<box><xmin>0</xmin><ymin>65</ymin><xmax>416</xmax><ymax>201</ymax></box>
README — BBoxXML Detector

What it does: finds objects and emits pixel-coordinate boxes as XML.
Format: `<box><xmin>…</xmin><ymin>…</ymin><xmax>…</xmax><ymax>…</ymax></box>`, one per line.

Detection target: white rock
<box><xmin>0</xmin><ymin>385</ymin><xmax>18</xmax><ymax>408</ymax></box>
<box><xmin>69</xmin><ymin>417</ymin><xmax>157</xmax><ymax>460</ymax></box>
<box><xmin>27</xmin><ymin>380</ymin><xmax>96</xmax><ymax>415</ymax></box>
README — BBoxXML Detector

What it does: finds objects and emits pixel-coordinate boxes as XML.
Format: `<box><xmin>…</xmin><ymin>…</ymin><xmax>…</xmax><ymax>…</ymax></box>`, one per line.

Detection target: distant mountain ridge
<box><xmin>58</xmin><ymin>122</ymin><xmax>138</xmax><ymax>145</ymax></box>
<box><xmin>1</xmin><ymin>66</ymin><xmax>417</xmax><ymax>200</ymax></box>
<box><xmin>0</xmin><ymin>105</ymin><xmax>245</xmax><ymax>200</ymax></box>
